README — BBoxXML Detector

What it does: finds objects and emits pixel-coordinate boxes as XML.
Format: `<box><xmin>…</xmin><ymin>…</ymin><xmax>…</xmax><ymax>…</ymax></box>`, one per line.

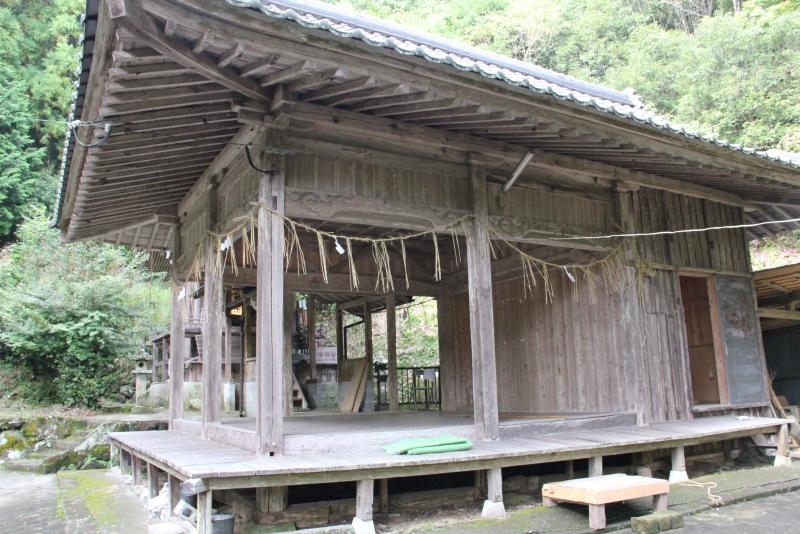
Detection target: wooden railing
<box><xmin>374</xmin><ymin>363</ymin><xmax>441</xmax><ymax>410</ymax></box>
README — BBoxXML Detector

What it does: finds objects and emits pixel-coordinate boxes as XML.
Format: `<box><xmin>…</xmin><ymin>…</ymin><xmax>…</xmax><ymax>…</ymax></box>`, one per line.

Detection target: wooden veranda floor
<box><xmin>110</xmin><ymin>415</ymin><xmax>784</xmax><ymax>490</ymax></box>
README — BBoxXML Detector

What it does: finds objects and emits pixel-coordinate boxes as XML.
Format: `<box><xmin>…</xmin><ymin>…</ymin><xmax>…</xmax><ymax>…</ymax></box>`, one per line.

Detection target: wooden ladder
<box><xmin>292</xmin><ymin>371</ymin><xmax>308</xmax><ymax>410</ymax></box>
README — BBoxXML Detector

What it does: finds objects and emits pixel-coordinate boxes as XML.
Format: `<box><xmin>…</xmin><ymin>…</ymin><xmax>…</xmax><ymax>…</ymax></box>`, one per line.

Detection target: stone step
<box><xmin>51</xmin><ymin>437</ymin><xmax>87</xmax><ymax>451</ymax></box>
<box><xmin>4</xmin><ymin>450</ymin><xmax>76</xmax><ymax>474</ymax></box>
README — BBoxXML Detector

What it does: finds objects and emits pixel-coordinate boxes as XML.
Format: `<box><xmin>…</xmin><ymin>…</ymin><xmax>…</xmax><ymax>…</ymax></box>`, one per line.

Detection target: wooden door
<box><xmin>679</xmin><ymin>276</ymin><xmax>721</xmax><ymax>404</ymax></box>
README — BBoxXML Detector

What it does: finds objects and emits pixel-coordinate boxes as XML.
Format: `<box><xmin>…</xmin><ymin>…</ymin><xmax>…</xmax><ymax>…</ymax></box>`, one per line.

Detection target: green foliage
<box><xmin>609</xmin><ymin>5</ymin><xmax>800</xmax><ymax>149</ymax></box>
<box><xmin>751</xmin><ymin>231</ymin><xmax>800</xmax><ymax>270</ymax></box>
<box><xmin>0</xmin><ymin>213</ymin><xmax>169</xmax><ymax>407</ymax></box>
<box><xmin>0</xmin><ymin>0</ymin><xmax>82</xmax><ymax>243</ymax></box>
<box><xmin>326</xmin><ymin>0</ymin><xmax>800</xmax><ymax>151</ymax></box>
<box><xmin>0</xmin><ymin>63</ymin><xmax>49</xmax><ymax>243</ymax></box>
<box><xmin>368</xmin><ymin>298</ymin><xmax>440</xmax><ymax>367</ymax></box>
<box><xmin>396</xmin><ymin>299</ymin><xmax>439</xmax><ymax>367</ymax></box>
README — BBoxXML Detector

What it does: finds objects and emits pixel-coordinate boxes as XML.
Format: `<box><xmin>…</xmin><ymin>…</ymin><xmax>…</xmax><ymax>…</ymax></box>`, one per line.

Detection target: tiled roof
<box><xmin>228</xmin><ymin>0</ymin><xmax>800</xmax><ymax>171</ymax></box>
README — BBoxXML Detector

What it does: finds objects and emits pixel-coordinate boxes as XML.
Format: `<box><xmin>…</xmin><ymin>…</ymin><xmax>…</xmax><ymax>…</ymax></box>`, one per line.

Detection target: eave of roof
<box><xmin>55</xmin><ymin>0</ymin><xmax>800</xmax><ymax>235</ymax></box>
<box><xmin>54</xmin><ymin>0</ymin><xmax>99</xmax><ymax>229</ymax></box>
<box><xmin>226</xmin><ymin>0</ymin><xmax>800</xmax><ymax>172</ymax></box>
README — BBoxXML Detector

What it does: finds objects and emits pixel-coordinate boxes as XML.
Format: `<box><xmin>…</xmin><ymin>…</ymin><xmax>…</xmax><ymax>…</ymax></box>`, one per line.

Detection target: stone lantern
<box><xmin>132</xmin><ymin>350</ymin><xmax>151</xmax><ymax>404</ymax></box>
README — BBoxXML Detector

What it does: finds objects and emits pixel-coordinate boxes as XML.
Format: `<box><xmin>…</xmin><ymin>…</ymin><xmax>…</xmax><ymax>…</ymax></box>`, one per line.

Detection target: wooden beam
<box><xmin>466</xmin><ymin>165</ymin><xmax>500</xmax><ymax>441</ymax></box>
<box><xmin>283</xmin><ymin>101</ymin><xmax>758</xmax><ymax>210</ymax></box>
<box><xmin>259</xmin><ymin>60</ymin><xmax>313</xmax><ymax>87</ymax></box>
<box><xmin>759</xmin><ymin>292</ymin><xmax>800</xmax><ymax>308</ymax></box>
<box><xmin>111</xmin><ymin>1</ymin><xmax>268</xmax><ymax>102</ymax></box>
<box><xmin>387</xmin><ymin>292</ymin><xmax>399</xmax><ymax>412</ymax></box>
<box><xmin>256</xmin><ymin>160</ymin><xmax>286</xmax><ymax>454</ymax></box>
<box><xmin>240</xmin><ymin>55</ymin><xmax>276</xmax><ymax>77</ymax></box>
<box><xmin>178</xmin><ymin>124</ymin><xmax>265</xmax><ymax>219</ymax></box>
<box><xmin>222</xmin><ymin>267</ymin><xmax>445</xmax><ymax>297</ymax></box>
<box><xmin>758</xmin><ymin>308</ymin><xmax>800</xmax><ymax>321</ymax></box>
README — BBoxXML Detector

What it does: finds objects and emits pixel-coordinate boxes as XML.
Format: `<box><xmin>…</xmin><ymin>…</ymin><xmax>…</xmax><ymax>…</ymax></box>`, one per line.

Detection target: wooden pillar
<box><xmin>466</xmin><ymin>164</ymin><xmax>500</xmax><ymax>441</ymax></box>
<box><xmin>147</xmin><ymin>463</ymin><xmax>160</xmax><ymax>498</ymax></box>
<box><xmin>169</xmin><ymin>281</ymin><xmax>185</xmax><ymax>426</ymax></box>
<box><xmin>588</xmin><ymin>456</ymin><xmax>603</xmax><ymax>478</ymax></box>
<box><xmin>285</xmin><ymin>291</ymin><xmax>294</xmax><ymax>417</ymax></box>
<box><xmin>162</xmin><ymin>338</ymin><xmax>169</xmax><ymax>382</ymax></box>
<box><xmin>308</xmin><ymin>296</ymin><xmax>317</xmax><ymax>381</ymax></box>
<box><xmin>616</xmin><ymin>188</ymin><xmax>648</xmax><ymax>425</ymax></box>
<box><xmin>589</xmin><ymin>504</ymin><xmax>606</xmax><ymax>530</ymax></box>
<box><xmin>481</xmin><ymin>468</ymin><xmax>505</xmax><ymax>518</ymax></box>
<box><xmin>364</xmin><ymin>303</ymin><xmax>373</xmax><ymax>412</ymax></box>
<box><xmin>378</xmin><ymin>479</ymin><xmax>389</xmax><ymax>513</ymax></box>
<box><xmin>168</xmin><ymin>474</ymin><xmax>181</xmax><ymax>516</ymax></box>
<box><xmin>256</xmin><ymin>487</ymin><xmax>288</xmax><ymax>513</ymax></box>
<box><xmin>474</xmin><ymin>470</ymin><xmax>487</xmax><ymax>499</ymax></box>
<box><xmin>196</xmin><ymin>490</ymin><xmax>213</xmax><ymax>534</ymax></box>
<box><xmin>132</xmin><ymin>455</ymin><xmax>142</xmax><ymax>485</ymax></box>
<box><xmin>335</xmin><ymin>308</ymin><xmax>344</xmax><ymax>381</ymax></box>
<box><xmin>364</xmin><ymin>303</ymin><xmax>373</xmax><ymax>368</ymax></box>
<box><xmin>119</xmin><ymin>448</ymin><xmax>131</xmax><ymax>475</ymax></box>
<box><xmin>353</xmin><ymin>479</ymin><xmax>376</xmax><ymax>534</ymax></box>
<box><xmin>256</xmin><ymin>168</ymin><xmax>285</xmax><ymax>455</ymax></box>
<box><xmin>775</xmin><ymin>424</ymin><xmax>791</xmax><ymax>467</ymax></box>
<box><xmin>151</xmin><ymin>342</ymin><xmax>158</xmax><ymax>382</ymax></box>
<box><xmin>224</xmin><ymin>317</ymin><xmax>233</xmax><ymax>383</ymax></box>
<box><xmin>669</xmin><ymin>446</ymin><xmax>689</xmax><ymax>482</ymax></box>
<box><xmin>387</xmin><ymin>292</ymin><xmax>399</xmax><ymax>413</ymax></box>
<box><xmin>202</xmin><ymin>240</ymin><xmax>223</xmax><ymax>436</ymax></box>
<box><xmin>109</xmin><ymin>443</ymin><xmax>118</xmax><ymax>468</ymax></box>
<box><xmin>241</xmin><ymin>305</ymin><xmax>251</xmax><ymax>414</ymax></box>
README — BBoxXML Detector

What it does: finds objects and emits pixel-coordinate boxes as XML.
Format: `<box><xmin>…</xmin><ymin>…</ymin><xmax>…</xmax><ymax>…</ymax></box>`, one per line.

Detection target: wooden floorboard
<box><xmin>109</xmin><ymin>415</ymin><xmax>784</xmax><ymax>487</ymax></box>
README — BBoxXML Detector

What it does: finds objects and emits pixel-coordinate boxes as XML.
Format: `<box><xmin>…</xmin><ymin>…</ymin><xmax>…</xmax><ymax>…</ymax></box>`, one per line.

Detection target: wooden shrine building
<box><xmin>55</xmin><ymin>0</ymin><xmax>800</xmax><ymax>531</ymax></box>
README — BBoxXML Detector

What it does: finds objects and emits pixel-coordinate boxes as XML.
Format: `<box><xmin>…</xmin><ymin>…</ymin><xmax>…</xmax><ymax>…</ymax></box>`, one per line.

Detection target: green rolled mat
<box><xmin>384</xmin><ymin>435</ymin><xmax>473</xmax><ymax>455</ymax></box>
<box><xmin>406</xmin><ymin>441</ymin><xmax>473</xmax><ymax>455</ymax></box>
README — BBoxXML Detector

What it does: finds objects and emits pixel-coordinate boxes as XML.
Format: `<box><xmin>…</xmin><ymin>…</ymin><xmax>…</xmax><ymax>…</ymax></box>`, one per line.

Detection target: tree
<box><xmin>0</xmin><ymin>212</ymin><xmax>169</xmax><ymax>407</ymax></box>
<box><xmin>0</xmin><ymin>0</ymin><xmax>83</xmax><ymax>243</ymax></box>
<box><xmin>0</xmin><ymin>64</ymin><xmax>49</xmax><ymax>243</ymax></box>
<box><xmin>609</xmin><ymin>5</ymin><xmax>800</xmax><ymax>149</ymax></box>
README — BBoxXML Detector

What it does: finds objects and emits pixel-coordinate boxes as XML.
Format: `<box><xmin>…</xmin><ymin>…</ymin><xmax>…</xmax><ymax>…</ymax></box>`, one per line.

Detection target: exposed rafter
<box><xmin>108</xmin><ymin>0</ymin><xmax>268</xmax><ymax>102</ymax></box>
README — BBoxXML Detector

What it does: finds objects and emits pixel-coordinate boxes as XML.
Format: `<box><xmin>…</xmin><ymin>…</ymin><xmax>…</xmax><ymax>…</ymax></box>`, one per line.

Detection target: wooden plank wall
<box><xmin>486</xmin><ymin>183</ymin><xmax>614</xmax><ymax>237</ymax></box>
<box><xmin>178</xmin><ymin>149</ymin><xmax>617</xmax><ymax>275</ymax></box>
<box><xmin>439</xmin><ymin>269</ymin><xmax>692</xmax><ymax>424</ymax></box>
<box><xmin>632</xmin><ymin>189</ymin><xmax>749</xmax><ymax>273</ymax></box>
<box><xmin>636</xmin><ymin>270</ymin><xmax>693</xmax><ymax>423</ymax></box>
<box><xmin>285</xmin><ymin>155</ymin><xmax>469</xmax><ymax>212</ymax></box>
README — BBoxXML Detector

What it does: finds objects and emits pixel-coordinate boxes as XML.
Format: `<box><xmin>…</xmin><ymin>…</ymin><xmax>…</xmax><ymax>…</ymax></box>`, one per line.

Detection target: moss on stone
<box><xmin>59</xmin><ymin>470</ymin><xmax>123</xmax><ymax>526</ymax></box>
<box><xmin>21</xmin><ymin>417</ymin><xmax>46</xmax><ymax>438</ymax></box>
<box><xmin>0</xmin><ymin>430</ymin><xmax>31</xmax><ymax>454</ymax></box>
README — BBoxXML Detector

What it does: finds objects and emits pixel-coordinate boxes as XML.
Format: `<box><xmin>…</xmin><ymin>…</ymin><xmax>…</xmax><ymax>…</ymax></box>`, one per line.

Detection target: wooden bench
<box><xmin>542</xmin><ymin>474</ymin><xmax>669</xmax><ymax>530</ymax></box>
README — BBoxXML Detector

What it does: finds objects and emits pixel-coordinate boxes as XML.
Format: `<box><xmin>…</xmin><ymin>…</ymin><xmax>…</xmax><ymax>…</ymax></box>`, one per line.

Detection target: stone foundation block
<box><xmin>631</xmin><ymin>511</ymin><xmax>684</xmax><ymax>534</ymax></box>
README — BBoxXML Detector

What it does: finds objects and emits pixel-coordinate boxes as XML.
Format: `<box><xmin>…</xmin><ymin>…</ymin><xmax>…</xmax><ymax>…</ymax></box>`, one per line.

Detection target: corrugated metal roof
<box><xmin>227</xmin><ymin>0</ymin><xmax>800</xmax><ymax>172</ymax></box>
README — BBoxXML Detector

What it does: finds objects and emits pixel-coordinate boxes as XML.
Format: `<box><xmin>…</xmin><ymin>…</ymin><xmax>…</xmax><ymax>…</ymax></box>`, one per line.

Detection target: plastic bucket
<box><xmin>212</xmin><ymin>513</ymin><xmax>235</xmax><ymax>534</ymax></box>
